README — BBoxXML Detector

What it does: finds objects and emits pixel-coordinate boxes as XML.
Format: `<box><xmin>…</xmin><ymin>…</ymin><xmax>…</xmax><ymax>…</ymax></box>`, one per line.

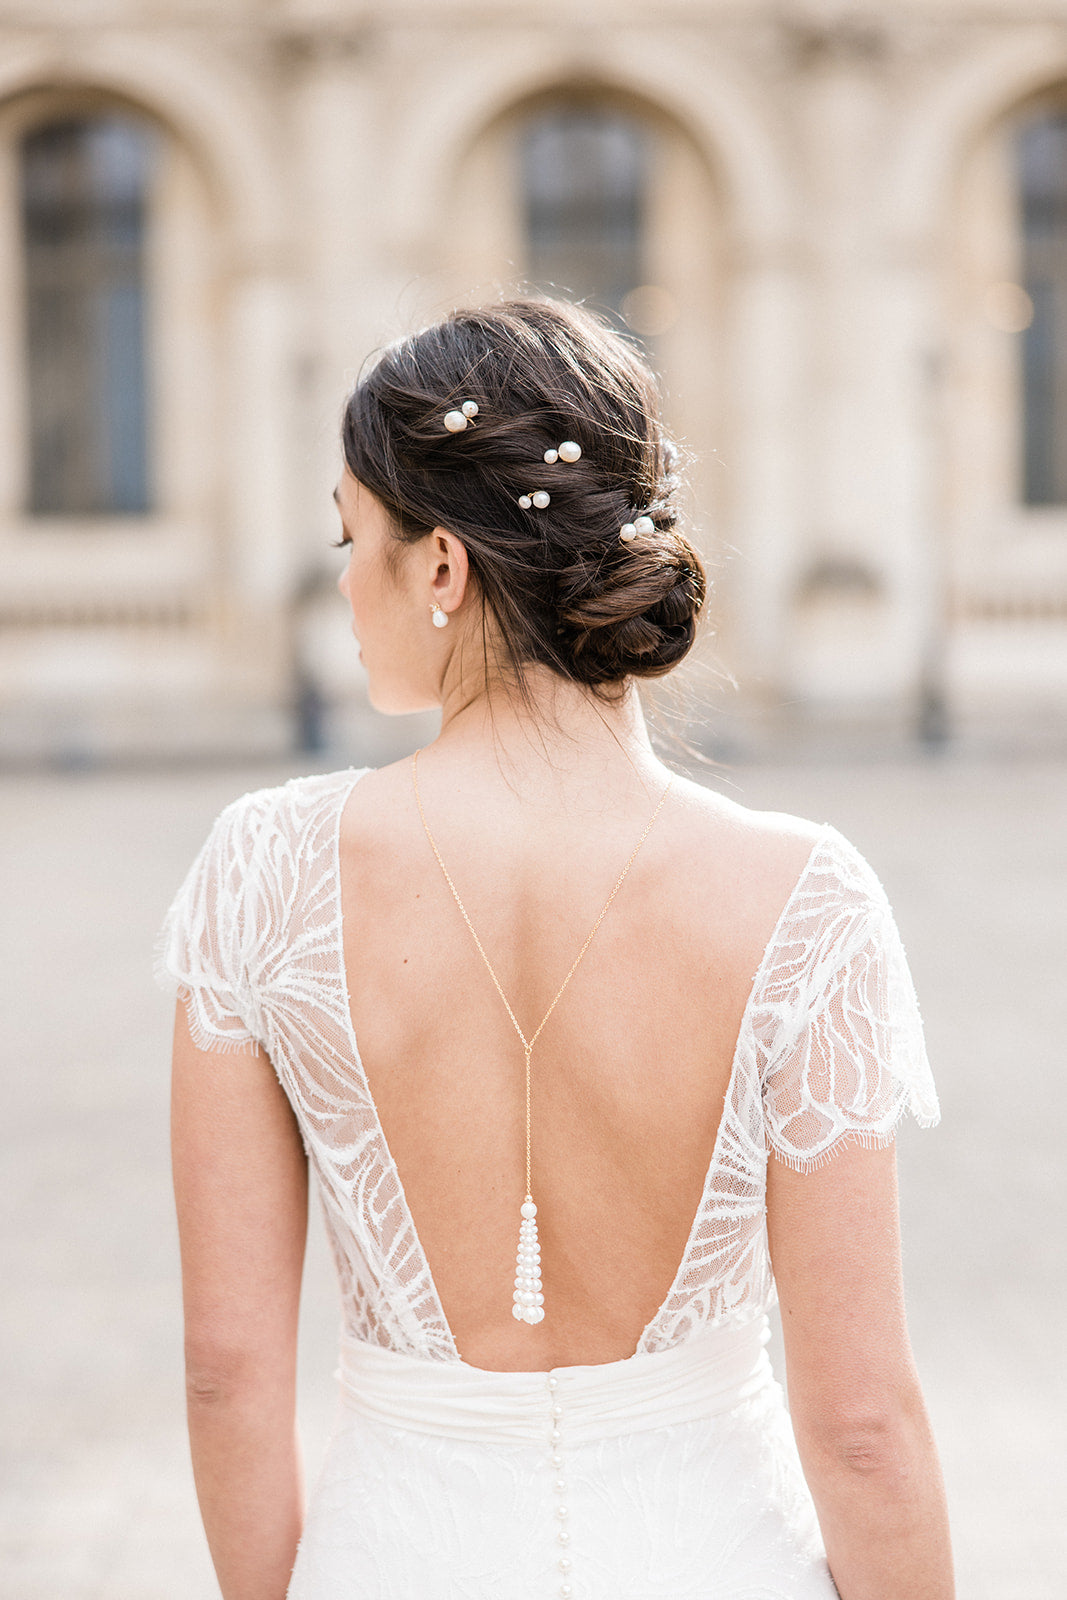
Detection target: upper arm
<box><xmin>767</xmin><ymin>1140</ymin><xmax>920</xmax><ymax>1456</ymax></box>
<box><xmin>171</xmin><ymin>998</ymin><xmax>308</xmax><ymax>1378</ymax></box>
<box><xmin>760</xmin><ymin>833</ymin><xmax>938</xmax><ymax>1450</ymax></box>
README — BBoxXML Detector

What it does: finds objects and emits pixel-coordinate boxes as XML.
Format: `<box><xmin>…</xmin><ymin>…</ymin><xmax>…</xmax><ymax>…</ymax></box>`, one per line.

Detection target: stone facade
<box><xmin>1</xmin><ymin>0</ymin><xmax>1066</xmax><ymax>760</ymax></box>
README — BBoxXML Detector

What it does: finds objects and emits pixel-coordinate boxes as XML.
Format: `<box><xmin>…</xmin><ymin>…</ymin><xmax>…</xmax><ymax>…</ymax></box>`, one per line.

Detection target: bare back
<box><xmin>338</xmin><ymin>756</ymin><xmax>820</xmax><ymax>1371</ymax></box>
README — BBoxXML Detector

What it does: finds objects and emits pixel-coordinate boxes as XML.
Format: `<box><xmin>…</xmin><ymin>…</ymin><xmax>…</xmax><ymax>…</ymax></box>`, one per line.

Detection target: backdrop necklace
<box><xmin>411</xmin><ymin>748</ymin><xmax>674</xmax><ymax>1327</ymax></box>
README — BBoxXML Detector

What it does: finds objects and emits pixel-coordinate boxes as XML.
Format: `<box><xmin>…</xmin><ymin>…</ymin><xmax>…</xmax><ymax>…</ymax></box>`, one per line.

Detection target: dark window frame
<box><xmin>520</xmin><ymin>102</ymin><xmax>648</xmax><ymax>328</ymax></box>
<box><xmin>21</xmin><ymin>112</ymin><xmax>155</xmax><ymax>516</ymax></box>
<box><xmin>1018</xmin><ymin>108</ymin><xmax>1067</xmax><ymax>507</ymax></box>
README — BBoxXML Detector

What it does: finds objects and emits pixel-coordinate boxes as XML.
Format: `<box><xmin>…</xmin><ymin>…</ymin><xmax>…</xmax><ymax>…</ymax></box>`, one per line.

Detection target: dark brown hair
<box><xmin>341</xmin><ymin>297</ymin><xmax>706</xmax><ymax>694</ymax></box>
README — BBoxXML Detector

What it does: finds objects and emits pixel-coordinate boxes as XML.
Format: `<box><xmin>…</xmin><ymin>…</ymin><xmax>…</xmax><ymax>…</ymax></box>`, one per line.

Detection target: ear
<box><xmin>427</xmin><ymin>527</ymin><xmax>471</xmax><ymax>619</ymax></box>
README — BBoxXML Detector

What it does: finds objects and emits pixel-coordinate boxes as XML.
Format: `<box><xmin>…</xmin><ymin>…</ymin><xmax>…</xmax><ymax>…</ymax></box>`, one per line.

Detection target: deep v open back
<box><xmin>158</xmin><ymin>767</ymin><xmax>939</xmax><ymax>1599</ymax></box>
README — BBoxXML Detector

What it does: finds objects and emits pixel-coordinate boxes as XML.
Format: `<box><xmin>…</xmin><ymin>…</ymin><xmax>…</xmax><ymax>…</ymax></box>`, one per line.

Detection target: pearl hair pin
<box><xmin>443</xmin><ymin>400</ymin><xmax>479</xmax><ymax>432</ymax></box>
<box><xmin>620</xmin><ymin>515</ymin><xmax>655</xmax><ymax>542</ymax></box>
<box><xmin>543</xmin><ymin>440</ymin><xmax>582</xmax><ymax>465</ymax></box>
<box><xmin>518</xmin><ymin>491</ymin><xmax>551</xmax><ymax>510</ymax></box>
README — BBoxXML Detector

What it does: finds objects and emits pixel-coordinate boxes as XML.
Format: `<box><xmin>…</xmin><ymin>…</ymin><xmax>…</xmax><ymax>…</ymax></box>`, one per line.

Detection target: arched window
<box><xmin>1018</xmin><ymin>109</ymin><xmax>1067</xmax><ymax>505</ymax></box>
<box><xmin>21</xmin><ymin>113</ymin><xmax>155</xmax><ymax>515</ymax></box>
<box><xmin>520</xmin><ymin>104</ymin><xmax>647</xmax><ymax>324</ymax></box>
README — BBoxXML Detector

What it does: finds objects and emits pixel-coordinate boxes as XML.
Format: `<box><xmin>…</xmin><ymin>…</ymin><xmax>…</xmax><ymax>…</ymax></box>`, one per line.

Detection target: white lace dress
<box><xmin>157</xmin><ymin>768</ymin><xmax>940</xmax><ymax>1600</ymax></box>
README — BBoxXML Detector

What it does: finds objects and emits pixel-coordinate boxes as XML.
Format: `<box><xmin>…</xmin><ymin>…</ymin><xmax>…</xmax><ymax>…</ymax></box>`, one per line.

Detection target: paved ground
<box><xmin>0</xmin><ymin>748</ymin><xmax>1063</xmax><ymax>1598</ymax></box>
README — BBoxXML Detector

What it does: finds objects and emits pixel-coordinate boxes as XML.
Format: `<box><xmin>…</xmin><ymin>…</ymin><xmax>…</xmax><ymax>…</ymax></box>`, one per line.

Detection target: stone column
<box><xmin>786</xmin><ymin>17</ymin><xmax>937</xmax><ymax>721</ymax></box>
<box><xmin>726</xmin><ymin>248</ymin><xmax>807</xmax><ymax>702</ymax></box>
<box><xmin>219</xmin><ymin>268</ymin><xmax>294</xmax><ymax>708</ymax></box>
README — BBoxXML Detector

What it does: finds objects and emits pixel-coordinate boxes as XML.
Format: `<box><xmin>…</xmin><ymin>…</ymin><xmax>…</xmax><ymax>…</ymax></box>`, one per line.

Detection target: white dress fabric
<box><xmin>157</xmin><ymin>768</ymin><xmax>940</xmax><ymax>1600</ymax></box>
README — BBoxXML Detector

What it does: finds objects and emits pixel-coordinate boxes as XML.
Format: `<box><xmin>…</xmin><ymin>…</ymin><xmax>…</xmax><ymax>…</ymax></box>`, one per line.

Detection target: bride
<box><xmin>160</xmin><ymin>297</ymin><xmax>953</xmax><ymax>1598</ymax></box>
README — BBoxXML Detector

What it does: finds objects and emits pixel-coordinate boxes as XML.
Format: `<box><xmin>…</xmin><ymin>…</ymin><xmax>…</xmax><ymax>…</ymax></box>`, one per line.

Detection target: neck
<box><xmin>431</xmin><ymin>661</ymin><xmax>664</xmax><ymax>801</ymax></box>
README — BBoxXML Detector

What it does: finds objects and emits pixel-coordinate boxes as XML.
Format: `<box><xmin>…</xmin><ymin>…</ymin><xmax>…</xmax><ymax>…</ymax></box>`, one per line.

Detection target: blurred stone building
<box><xmin>2</xmin><ymin>0</ymin><xmax>1067</xmax><ymax>761</ymax></box>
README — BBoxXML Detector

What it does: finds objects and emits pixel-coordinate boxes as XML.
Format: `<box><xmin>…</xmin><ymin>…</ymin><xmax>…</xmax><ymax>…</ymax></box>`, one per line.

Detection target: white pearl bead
<box><xmin>461</xmin><ymin>400</ymin><xmax>479</xmax><ymax>418</ymax></box>
<box><xmin>560</xmin><ymin>1586</ymin><xmax>573</xmax><ymax>1599</ymax></box>
<box><xmin>512</xmin><ymin>1303</ymin><xmax>524</xmax><ymax>1320</ymax></box>
<box><xmin>620</xmin><ymin>523</ymin><xmax>637</xmax><ymax>540</ymax></box>
<box><xmin>543</xmin><ymin>448</ymin><xmax>558</xmax><ymax>464</ymax></box>
<box><xmin>521</xmin><ymin>1201</ymin><xmax>537</xmax><ymax>1219</ymax></box>
<box><xmin>532</xmin><ymin>490</ymin><xmax>550</xmax><ymax>509</ymax></box>
<box><xmin>517</xmin><ymin>494</ymin><xmax>532</xmax><ymax>510</ymax></box>
<box><xmin>551</xmin><ymin>1404</ymin><xmax>563</xmax><ymax>1418</ymax></box>
<box><xmin>443</xmin><ymin>410</ymin><xmax>467</xmax><ymax>432</ymax></box>
<box><xmin>431</xmin><ymin>607</ymin><xmax>448</xmax><ymax>628</ymax></box>
<box><xmin>558</xmin><ymin>1530</ymin><xmax>570</xmax><ymax>1545</ymax></box>
<box><xmin>547</xmin><ymin>1376</ymin><xmax>558</xmax><ymax>1390</ymax></box>
<box><xmin>554</xmin><ymin>1478</ymin><xmax>567</xmax><ymax>1493</ymax></box>
<box><xmin>552</xmin><ymin>1452</ymin><xmax>563</xmax><ymax>1467</ymax></box>
<box><xmin>634</xmin><ymin>514</ymin><xmax>655</xmax><ymax>535</ymax></box>
<box><xmin>556</xmin><ymin>1506</ymin><xmax>569</xmax><ymax>1520</ymax></box>
<box><xmin>530</xmin><ymin>1305</ymin><xmax>545</xmax><ymax>1323</ymax></box>
<box><xmin>534</xmin><ymin>1292</ymin><xmax>544</xmax><ymax>1305</ymax></box>
<box><xmin>558</xmin><ymin>440</ymin><xmax>581</xmax><ymax>462</ymax></box>
<box><xmin>550</xmin><ymin>1425</ymin><xmax>561</xmax><ymax>1442</ymax></box>
<box><xmin>559</xmin><ymin>1556</ymin><xmax>572</xmax><ymax>1571</ymax></box>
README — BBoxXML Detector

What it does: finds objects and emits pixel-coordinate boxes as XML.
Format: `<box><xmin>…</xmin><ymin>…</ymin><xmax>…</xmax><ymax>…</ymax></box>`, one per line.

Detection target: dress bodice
<box><xmin>157</xmin><ymin>768</ymin><xmax>939</xmax><ymax>1365</ymax></box>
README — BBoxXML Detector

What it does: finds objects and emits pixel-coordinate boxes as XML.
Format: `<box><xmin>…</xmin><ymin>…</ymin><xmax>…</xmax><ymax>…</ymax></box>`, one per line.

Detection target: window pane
<box><xmin>521</xmin><ymin>106</ymin><xmax>646</xmax><ymax>323</ymax></box>
<box><xmin>1018</xmin><ymin>111</ymin><xmax>1067</xmax><ymax>506</ymax></box>
<box><xmin>22</xmin><ymin>115</ymin><xmax>154</xmax><ymax>515</ymax></box>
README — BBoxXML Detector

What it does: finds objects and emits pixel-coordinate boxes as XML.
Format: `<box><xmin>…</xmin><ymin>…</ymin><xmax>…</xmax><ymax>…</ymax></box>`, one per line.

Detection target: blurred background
<box><xmin>1</xmin><ymin>2</ymin><xmax>1065</xmax><ymax>1597</ymax></box>
<box><xmin>2</xmin><ymin>0</ymin><xmax>1067</xmax><ymax>761</ymax></box>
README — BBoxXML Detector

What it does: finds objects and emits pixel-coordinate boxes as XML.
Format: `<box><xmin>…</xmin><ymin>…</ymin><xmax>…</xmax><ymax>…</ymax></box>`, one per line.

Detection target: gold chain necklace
<box><xmin>411</xmin><ymin>747</ymin><xmax>674</xmax><ymax>1328</ymax></box>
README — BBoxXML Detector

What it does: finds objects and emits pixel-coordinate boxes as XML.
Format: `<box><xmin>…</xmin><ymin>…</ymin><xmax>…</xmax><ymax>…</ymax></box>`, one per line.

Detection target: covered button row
<box><xmin>547</xmin><ymin>1374</ymin><xmax>572</xmax><ymax>1598</ymax></box>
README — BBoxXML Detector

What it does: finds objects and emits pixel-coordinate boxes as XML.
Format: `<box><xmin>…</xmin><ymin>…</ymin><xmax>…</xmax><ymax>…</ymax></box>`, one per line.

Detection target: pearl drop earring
<box><xmin>430</xmin><ymin>603</ymin><xmax>449</xmax><ymax>629</ymax></box>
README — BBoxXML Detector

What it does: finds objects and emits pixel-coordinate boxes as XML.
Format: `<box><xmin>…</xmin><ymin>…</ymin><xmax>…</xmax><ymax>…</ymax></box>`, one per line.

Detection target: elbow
<box><xmin>822</xmin><ymin>1416</ymin><xmax>913</xmax><ymax>1482</ymax></box>
<box><xmin>184</xmin><ymin>1335</ymin><xmax>291</xmax><ymax>1409</ymax></box>
<box><xmin>799</xmin><ymin>1396</ymin><xmax>928</xmax><ymax>1496</ymax></box>
<box><xmin>184</xmin><ymin>1346</ymin><xmax>254</xmax><ymax>1407</ymax></box>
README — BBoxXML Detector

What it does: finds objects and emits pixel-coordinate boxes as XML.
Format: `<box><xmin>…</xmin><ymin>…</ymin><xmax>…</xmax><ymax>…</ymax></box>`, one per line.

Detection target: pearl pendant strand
<box><xmin>412</xmin><ymin>749</ymin><xmax>674</xmax><ymax>1329</ymax></box>
<box><xmin>515</xmin><ymin>1194</ymin><xmax>544</xmax><ymax>1325</ymax></box>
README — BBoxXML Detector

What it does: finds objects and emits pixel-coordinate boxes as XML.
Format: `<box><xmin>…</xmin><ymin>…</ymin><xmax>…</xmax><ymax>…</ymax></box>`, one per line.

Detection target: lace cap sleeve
<box><xmin>154</xmin><ymin>788</ymin><xmax>276</xmax><ymax>1054</ymax></box>
<box><xmin>761</xmin><ymin>827</ymin><xmax>940</xmax><ymax>1172</ymax></box>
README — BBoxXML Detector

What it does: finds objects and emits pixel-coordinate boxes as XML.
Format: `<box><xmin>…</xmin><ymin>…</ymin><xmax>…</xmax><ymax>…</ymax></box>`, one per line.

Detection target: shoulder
<box><xmin>679</xmin><ymin>778</ymin><xmax>890</xmax><ymax>903</ymax></box>
<box><xmin>663</xmin><ymin>779</ymin><xmax>900</xmax><ymax>980</ymax></box>
<box><xmin>179</xmin><ymin>768</ymin><xmax>374</xmax><ymax>913</ymax></box>
<box><xmin>208</xmin><ymin>766</ymin><xmax>374</xmax><ymax>849</ymax></box>
<box><xmin>665</xmin><ymin>775</ymin><xmax>825</xmax><ymax>941</ymax></box>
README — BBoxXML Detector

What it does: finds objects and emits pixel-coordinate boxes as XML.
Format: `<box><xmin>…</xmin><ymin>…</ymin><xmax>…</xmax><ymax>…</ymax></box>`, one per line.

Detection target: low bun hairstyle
<box><xmin>342</xmin><ymin>298</ymin><xmax>706</xmax><ymax>692</ymax></box>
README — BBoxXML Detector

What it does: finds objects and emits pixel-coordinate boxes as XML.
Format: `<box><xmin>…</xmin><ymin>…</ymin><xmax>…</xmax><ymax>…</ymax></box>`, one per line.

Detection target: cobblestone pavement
<box><xmin>1</xmin><ymin>750</ymin><xmax>1063</xmax><ymax>1599</ymax></box>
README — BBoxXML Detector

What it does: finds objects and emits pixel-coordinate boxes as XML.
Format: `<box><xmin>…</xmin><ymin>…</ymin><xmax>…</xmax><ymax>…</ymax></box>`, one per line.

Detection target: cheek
<box><xmin>346</xmin><ymin>551</ymin><xmax>411</xmax><ymax>642</ymax></box>
<box><xmin>343</xmin><ymin>551</ymin><xmax>375</xmax><ymax>620</ymax></box>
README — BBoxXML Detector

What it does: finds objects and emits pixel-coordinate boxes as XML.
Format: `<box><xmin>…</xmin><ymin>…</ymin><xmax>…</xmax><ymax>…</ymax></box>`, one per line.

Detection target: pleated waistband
<box><xmin>336</xmin><ymin>1316</ymin><xmax>773</xmax><ymax>1445</ymax></box>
